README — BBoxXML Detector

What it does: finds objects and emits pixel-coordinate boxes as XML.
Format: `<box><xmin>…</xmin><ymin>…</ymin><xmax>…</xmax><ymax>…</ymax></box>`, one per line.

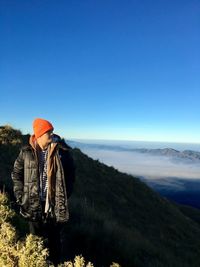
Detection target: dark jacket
<box><xmin>11</xmin><ymin>135</ymin><xmax>76</xmax><ymax>223</ymax></box>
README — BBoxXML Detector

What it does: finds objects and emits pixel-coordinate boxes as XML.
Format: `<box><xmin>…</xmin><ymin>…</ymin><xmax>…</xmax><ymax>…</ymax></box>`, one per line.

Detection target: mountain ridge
<box><xmin>1</xmin><ymin>126</ymin><xmax>200</xmax><ymax>266</ymax></box>
<box><xmin>67</xmin><ymin>140</ymin><xmax>200</xmax><ymax>163</ymax></box>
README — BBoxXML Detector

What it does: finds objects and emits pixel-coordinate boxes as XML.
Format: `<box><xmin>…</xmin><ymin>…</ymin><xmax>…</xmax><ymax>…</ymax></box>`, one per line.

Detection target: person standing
<box><xmin>12</xmin><ymin>118</ymin><xmax>76</xmax><ymax>265</ymax></box>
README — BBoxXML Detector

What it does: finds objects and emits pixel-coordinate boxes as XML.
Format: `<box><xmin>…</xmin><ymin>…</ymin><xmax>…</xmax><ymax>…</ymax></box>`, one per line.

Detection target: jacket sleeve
<box><xmin>61</xmin><ymin>149</ymin><xmax>76</xmax><ymax>198</ymax></box>
<box><xmin>11</xmin><ymin>149</ymin><xmax>24</xmax><ymax>204</ymax></box>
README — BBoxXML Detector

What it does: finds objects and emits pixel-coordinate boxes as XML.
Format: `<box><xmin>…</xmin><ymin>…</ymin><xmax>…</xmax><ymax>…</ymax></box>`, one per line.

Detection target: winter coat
<box><xmin>11</xmin><ymin>135</ymin><xmax>76</xmax><ymax>223</ymax></box>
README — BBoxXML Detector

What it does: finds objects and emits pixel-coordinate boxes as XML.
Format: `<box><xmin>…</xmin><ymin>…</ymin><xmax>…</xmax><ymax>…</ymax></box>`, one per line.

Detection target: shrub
<box><xmin>0</xmin><ymin>125</ymin><xmax>22</xmax><ymax>145</ymax></box>
<box><xmin>17</xmin><ymin>234</ymin><xmax>48</xmax><ymax>267</ymax></box>
<box><xmin>58</xmin><ymin>255</ymin><xmax>121</xmax><ymax>267</ymax></box>
<box><xmin>0</xmin><ymin>222</ymin><xmax>18</xmax><ymax>266</ymax></box>
<box><xmin>0</xmin><ymin>192</ymin><xmax>48</xmax><ymax>266</ymax></box>
<box><xmin>0</xmin><ymin>192</ymin><xmax>121</xmax><ymax>267</ymax></box>
<box><xmin>0</xmin><ymin>193</ymin><xmax>15</xmax><ymax>223</ymax></box>
<box><xmin>58</xmin><ymin>255</ymin><xmax>94</xmax><ymax>267</ymax></box>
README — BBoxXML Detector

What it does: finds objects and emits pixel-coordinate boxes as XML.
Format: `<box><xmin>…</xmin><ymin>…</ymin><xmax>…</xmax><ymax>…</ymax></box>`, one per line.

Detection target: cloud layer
<box><xmin>81</xmin><ymin>148</ymin><xmax>200</xmax><ymax>180</ymax></box>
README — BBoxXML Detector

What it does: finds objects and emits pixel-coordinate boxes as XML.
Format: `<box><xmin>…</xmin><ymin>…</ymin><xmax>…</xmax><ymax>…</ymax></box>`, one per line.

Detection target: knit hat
<box><xmin>33</xmin><ymin>118</ymin><xmax>54</xmax><ymax>139</ymax></box>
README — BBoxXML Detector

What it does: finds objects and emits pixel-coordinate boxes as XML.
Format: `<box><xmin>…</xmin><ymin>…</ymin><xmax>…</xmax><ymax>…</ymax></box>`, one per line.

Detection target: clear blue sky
<box><xmin>1</xmin><ymin>0</ymin><xmax>200</xmax><ymax>143</ymax></box>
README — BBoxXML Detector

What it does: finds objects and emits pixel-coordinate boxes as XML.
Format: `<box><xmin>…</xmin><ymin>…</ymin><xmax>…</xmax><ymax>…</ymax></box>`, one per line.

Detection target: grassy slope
<box><xmin>66</xmin><ymin>148</ymin><xmax>200</xmax><ymax>267</ymax></box>
<box><xmin>1</xmin><ymin>128</ymin><xmax>200</xmax><ymax>267</ymax></box>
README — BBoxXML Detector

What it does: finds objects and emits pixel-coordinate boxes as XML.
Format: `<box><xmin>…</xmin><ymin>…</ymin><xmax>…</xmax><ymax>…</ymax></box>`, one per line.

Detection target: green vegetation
<box><xmin>0</xmin><ymin>125</ymin><xmax>22</xmax><ymax>145</ymax></box>
<box><xmin>177</xmin><ymin>204</ymin><xmax>200</xmax><ymax>226</ymax></box>
<box><xmin>0</xmin><ymin>125</ymin><xmax>29</xmax><ymax>193</ymax></box>
<box><xmin>1</xmin><ymin>125</ymin><xmax>200</xmax><ymax>267</ymax></box>
<box><xmin>0</xmin><ymin>192</ymin><xmax>120</xmax><ymax>267</ymax></box>
<box><xmin>0</xmin><ymin>192</ymin><xmax>48</xmax><ymax>266</ymax></box>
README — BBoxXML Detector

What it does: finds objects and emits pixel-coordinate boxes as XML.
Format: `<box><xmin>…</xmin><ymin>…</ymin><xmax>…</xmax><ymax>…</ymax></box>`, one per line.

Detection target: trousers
<box><xmin>28</xmin><ymin>203</ymin><xmax>66</xmax><ymax>265</ymax></box>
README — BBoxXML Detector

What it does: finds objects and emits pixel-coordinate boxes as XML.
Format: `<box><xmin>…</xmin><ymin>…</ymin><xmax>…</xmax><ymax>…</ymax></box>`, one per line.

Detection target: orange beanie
<box><xmin>33</xmin><ymin>118</ymin><xmax>54</xmax><ymax>139</ymax></box>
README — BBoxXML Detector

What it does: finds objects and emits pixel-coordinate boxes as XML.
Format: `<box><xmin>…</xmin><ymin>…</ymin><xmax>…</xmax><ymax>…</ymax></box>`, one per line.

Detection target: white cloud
<box><xmin>81</xmin><ymin>148</ymin><xmax>200</xmax><ymax>180</ymax></box>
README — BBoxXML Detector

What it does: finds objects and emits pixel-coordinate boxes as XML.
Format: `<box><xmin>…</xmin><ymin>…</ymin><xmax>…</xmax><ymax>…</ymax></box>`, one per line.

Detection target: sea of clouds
<box><xmin>80</xmin><ymin>148</ymin><xmax>200</xmax><ymax>180</ymax></box>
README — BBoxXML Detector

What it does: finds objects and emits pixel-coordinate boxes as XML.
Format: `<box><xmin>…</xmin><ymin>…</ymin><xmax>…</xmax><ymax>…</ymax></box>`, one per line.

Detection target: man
<box><xmin>12</xmin><ymin>118</ymin><xmax>76</xmax><ymax>265</ymax></box>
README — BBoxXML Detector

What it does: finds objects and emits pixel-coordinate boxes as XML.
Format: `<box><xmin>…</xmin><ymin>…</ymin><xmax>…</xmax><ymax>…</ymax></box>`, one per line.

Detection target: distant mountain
<box><xmin>67</xmin><ymin>140</ymin><xmax>200</xmax><ymax>164</ymax></box>
<box><xmin>133</xmin><ymin>148</ymin><xmax>200</xmax><ymax>164</ymax></box>
<box><xmin>2</xmin><ymin>128</ymin><xmax>200</xmax><ymax>266</ymax></box>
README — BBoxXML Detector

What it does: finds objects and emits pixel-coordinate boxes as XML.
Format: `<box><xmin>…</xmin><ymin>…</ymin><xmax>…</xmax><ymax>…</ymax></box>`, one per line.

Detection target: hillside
<box><xmin>69</xmin><ymin>148</ymin><xmax>200</xmax><ymax>267</ymax></box>
<box><xmin>1</xmin><ymin>126</ymin><xmax>200</xmax><ymax>267</ymax></box>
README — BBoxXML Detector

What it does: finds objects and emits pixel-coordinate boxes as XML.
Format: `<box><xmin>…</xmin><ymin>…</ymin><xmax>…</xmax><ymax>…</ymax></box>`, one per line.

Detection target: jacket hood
<box><xmin>29</xmin><ymin>134</ymin><xmax>58</xmax><ymax>157</ymax></box>
<box><xmin>29</xmin><ymin>135</ymin><xmax>37</xmax><ymax>150</ymax></box>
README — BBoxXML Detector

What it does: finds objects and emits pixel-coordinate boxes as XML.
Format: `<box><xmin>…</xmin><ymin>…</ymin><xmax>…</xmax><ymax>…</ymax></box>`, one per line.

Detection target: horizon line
<box><xmin>65</xmin><ymin>137</ymin><xmax>200</xmax><ymax>145</ymax></box>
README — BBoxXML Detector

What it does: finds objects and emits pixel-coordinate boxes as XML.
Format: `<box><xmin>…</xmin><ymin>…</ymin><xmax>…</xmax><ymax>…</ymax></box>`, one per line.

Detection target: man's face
<box><xmin>38</xmin><ymin>130</ymin><xmax>53</xmax><ymax>148</ymax></box>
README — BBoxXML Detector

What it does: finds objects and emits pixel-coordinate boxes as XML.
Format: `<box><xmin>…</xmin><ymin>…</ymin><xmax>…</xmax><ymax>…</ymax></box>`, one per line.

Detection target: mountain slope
<box><xmin>1</xmin><ymin>126</ymin><xmax>200</xmax><ymax>267</ymax></box>
<box><xmin>67</xmin><ymin>147</ymin><xmax>200</xmax><ymax>267</ymax></box>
